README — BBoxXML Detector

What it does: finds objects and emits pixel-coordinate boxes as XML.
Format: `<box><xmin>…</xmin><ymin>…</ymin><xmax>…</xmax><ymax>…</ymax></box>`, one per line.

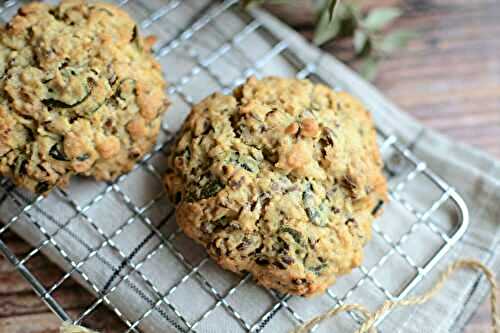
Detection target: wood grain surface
<box><xmin>1</xmin><ymin>0</ymin><xmax>499</xmax><ymax>332</ymax></box>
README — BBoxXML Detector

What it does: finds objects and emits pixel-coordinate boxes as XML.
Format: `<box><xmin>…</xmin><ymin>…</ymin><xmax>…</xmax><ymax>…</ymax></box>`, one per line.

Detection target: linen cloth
<box><xmin>0</xmin><ymin>1</ymin><xmax>499</xmax><ymax>332</ymax></box>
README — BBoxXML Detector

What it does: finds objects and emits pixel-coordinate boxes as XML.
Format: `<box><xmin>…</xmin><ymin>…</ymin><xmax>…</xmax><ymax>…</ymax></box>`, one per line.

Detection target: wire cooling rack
<box><xmin>0</xmin><ymin>0</ymin><xmax>469</xmax><ymax>332</ymax></box>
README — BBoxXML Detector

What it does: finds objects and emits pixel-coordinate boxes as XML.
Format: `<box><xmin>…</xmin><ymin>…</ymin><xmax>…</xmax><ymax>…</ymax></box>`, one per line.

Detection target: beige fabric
<box><xmin>0</xmin><ymin>2</ymin><xmax>498</xmax><ymax>333</ymax></box>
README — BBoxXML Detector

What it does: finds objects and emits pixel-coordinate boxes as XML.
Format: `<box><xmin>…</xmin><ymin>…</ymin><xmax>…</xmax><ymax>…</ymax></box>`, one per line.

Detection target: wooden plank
<box><xmin>267</xmin><ymin>0</ymin><xmax>500</xmax><ymax>159</ymax></box>
<box><xmin>0</xmin><ymin>312</ymin><xmax>62</xmax><ymax>333</ymax></box>
<box><xmin>0</xmin><ymin>264</ymin><xmax>69</xmax><ymax>295</ymax></box>
<box><xmin>0</xmin><ymin>309</ymin><xmax>125</xmax><ymax>333</ymax></box>
<box><xmin>0</xmin><ymin>289</ymin><xmax>93</xmax><ymax>318</ymax></box>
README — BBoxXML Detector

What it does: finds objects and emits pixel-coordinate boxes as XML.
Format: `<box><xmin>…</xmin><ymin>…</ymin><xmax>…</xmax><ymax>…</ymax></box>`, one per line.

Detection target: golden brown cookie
<box><xmin>0</xmin><ymin>0</ymin><xmax>169</xmax><ymax>194</ymax></box>
<box><xmin>164</xmin><ymin>77</ymin><xmax>387</xmax><ymax>296</ymax></box>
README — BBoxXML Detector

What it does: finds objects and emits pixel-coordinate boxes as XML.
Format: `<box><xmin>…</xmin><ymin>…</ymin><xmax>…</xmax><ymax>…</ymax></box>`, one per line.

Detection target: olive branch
<box><xmin>243</xmin><ymin>0</ymin><xmax>416</xmax><ymax>80</ymax></box>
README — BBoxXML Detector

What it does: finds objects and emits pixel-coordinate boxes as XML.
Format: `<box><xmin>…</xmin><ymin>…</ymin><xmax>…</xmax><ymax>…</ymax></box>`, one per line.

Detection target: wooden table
<box><xmin>1</xmin><ymin>0</ymin><xmax>499</xmax><ymax>332</ymax></box>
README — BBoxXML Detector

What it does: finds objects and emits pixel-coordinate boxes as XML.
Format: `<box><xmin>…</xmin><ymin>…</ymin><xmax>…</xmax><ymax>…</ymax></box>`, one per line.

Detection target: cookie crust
<box><xmin>0</xmin><ymin>0</ymin><xmax>169</xmax><ymax>194</ymax></box>
<box><xmin>165</xmin><ymin>77</ymin><xmax>387</xmax><ymax>296</ymax></box>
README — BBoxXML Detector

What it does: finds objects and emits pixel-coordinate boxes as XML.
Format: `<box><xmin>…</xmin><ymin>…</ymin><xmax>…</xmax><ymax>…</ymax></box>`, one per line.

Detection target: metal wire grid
<box><xmin>0</xmin><ymin>0</ymin><xmax>469</xmax><ymax>332</ymax></box>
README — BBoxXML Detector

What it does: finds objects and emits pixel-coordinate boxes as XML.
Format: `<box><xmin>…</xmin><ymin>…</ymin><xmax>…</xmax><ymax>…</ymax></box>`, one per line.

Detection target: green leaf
<box><xmin>313</xmin><ymin>8</ymin><xmax>341</xmax><ymax>45</ymax></box>
<box><xmin>353</xmin><ymin>30</ymin><xmax>368</xmax><ymax>55</ymax></box>
<box><xmin>360</xmin><ymin>57</ymin><xmax>379</xmax><ymax>81</ymax></box>
<box><xmin>379</xmin><ymin>30</ymin><xmax>417</xmax><ymax>53</ymax></box>
<box><xmin>241</xmin><ymin>0</ymin><xmax>257</xmax><ymax>7</ymax></box>
<box><xmin>312</xmin><ymin>0</ymin><xmax>328</xmax><ymax>12</ymax></box>
<box><xmin>334</xmin><ymin>2</ymin><xmax>352</xmax><ymax>20</ymax></box>
<box><xmin>347</xmin><ymin>2</ymin><xmax>362</xmax><ymax>19</ymax></box>
<box><xmin>242</xmin><ymin>0</ymin><xmax>294</xmax><ymax>7</ymax></box>
<box><xmin>266</xmin><ymin>0</ymin><xmax>292</xmax><ymax>4</ymax></box>
<box><xmin>327</xmin><ymin>0</ymin><xmax>340</xmax><ymax>21</ymax></box>
<box><xmin>363</xmin><ymin>7</ymin><xmax>402</xmax><ymax>31</ymax></box>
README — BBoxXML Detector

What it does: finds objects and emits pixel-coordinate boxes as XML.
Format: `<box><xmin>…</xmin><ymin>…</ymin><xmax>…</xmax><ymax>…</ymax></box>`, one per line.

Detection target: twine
<box><xmin>291</xmin><ymin>259</ymin><xmax>499</xmax><ymax>333</ymax></box>
<box><xmin>59</xmin><ymin>259</ymin><xmax>498</xmax><ymax>333</ymax></box>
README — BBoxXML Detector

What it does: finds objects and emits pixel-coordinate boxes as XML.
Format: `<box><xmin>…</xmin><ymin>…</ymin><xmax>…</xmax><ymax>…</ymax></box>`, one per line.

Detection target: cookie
<box><xmin>0</xmin><ymin>0</ymin><xmax>169</xmax><ymax>194</ymax></box>
<box><xmin>164</xmin><ymin>77</ymin><xmax>387</xmax><ymax>296</ymax></box>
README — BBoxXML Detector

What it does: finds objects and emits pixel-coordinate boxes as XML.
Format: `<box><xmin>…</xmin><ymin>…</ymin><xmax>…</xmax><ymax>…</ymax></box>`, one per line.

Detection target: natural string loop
<box><xmin>291</xmin><ymin>259</ymin><xmax>499</xmax><ymax>333</ymax></box>
<box><xmin>60</xmin><ymin>260</ymin><xmax>498</xmax><ymax>333</ymax></box>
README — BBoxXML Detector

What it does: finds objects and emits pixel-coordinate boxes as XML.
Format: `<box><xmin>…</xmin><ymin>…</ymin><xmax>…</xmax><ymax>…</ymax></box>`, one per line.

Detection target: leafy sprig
<box><xmin>243</xmin><ymin>0</ymin><xmax>416</xmax><ymax>80</ymax></box>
